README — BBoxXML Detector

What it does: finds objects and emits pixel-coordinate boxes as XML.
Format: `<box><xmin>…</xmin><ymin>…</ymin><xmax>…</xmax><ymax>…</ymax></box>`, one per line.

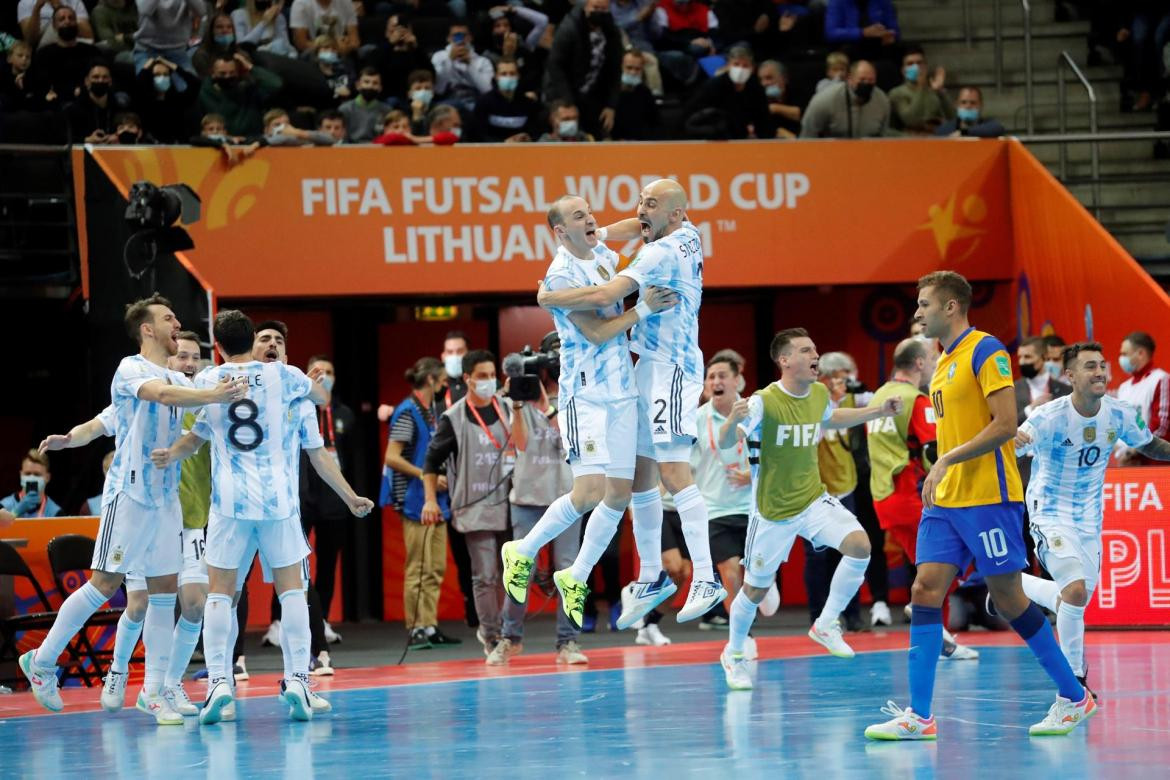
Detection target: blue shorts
<box><xmin>916</xmin><ymin>503</ymin><xmax>1027</xmax><ymax>577</ymax></box>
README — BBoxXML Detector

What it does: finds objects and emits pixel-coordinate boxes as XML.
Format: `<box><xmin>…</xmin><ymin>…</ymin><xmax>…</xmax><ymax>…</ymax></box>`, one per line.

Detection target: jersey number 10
<box><xmin>930</xmin><ymin>390</ymin><xmax>944</xmax><ymax>419</ymax></box>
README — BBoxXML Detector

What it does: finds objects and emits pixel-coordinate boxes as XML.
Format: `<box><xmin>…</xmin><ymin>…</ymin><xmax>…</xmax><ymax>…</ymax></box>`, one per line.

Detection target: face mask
<box><xmin>853</xmin><ymin>82</ymin><xmax>875</xmax><ymax>104</ymax></box>
<box><xmin>1044</xmin><ymin>361</ymin><xmax>1062</xmax><ymax>379</ymax></box>
<box><xmin>255</xmin><ymin>0</ymin><xmax>272</xmax><ymax>8</ymax></box>
<box><xmin>89</xmin><ymin>81</ymin><xmax>110</xmax><ymax>97</ymax></box>
<box><xmin>450</xmin><ymin>126</ymin><xmax>462</xmax><ymax>139</ymax></box>
<box><xmin>206</xmin><ymin>133</ymin><xmax>227</xmax><ymax>142</ymax></box>
<box><xmin>621</xmin><ymin>72</ymin><xmax>642</xmax><ymax>87</ymax></box>
<box><xmin>557</xmin><ymin>119</ymin><xmax>578</xmax><ymax>137</ymax></box>
<box><xmin>1019</xmin><ymin>363</ymin><xmax>1039</xmax><ymax>380</ymax></box>
<box><xmin>473</xmin><ymin>378</ymin><xmax>496</xmax><ymax>399</ymax></box>
<box><xmin>270</xmin><ymin>122</ymin><xmax>286</xmax><ymax>134</ymax></box>
<box><xmin>153</xmin><ymin>74</ymin><xmax>172</xmax><ymax>92</ymax></box>
<box><xmin>444</xmin><ymin>355</ymin><xmax>464</xmax><ymax>378</ymax></box>
<box><xmin>214</xmin><ymin>33</ymin><xmax>235</xmax><ymax>46</ymax></box>
<box><xmin>957</xmin><ymin>106</ymin><xmax>980</xmax><ymax>122</ymax></box>
<box><xmin>319</xmin><ymin>375</ymin><xmax>335</xmax><ymax>393</ymax></box>
<box><xmin>728</xmin><ymin>66</ymin><xmax>751</xmax><ymax>85</ymax></box>
<box><xmin>410</xmin><ymin>88</ymin><xmax>433</xmax><ymax>105</ymax></box>
<box><xmin>214</xmin><ymin>76</ymin><xmax>239</xmax><ymax>91</ymax></box>
<box><xmin>118</xmin><ymin>130</ymin><xmax>140</xmax><ymax>144</ymax></box>
<box><xmin>22</xmin><ymin>475</ymin><xmax>46</xmax><ymax>496</ymax></box>
<box><xmin>319</xmin><ymin>50</ymin><xmax>340</xmax><ymax>64</ymax></box>
<box><xmin>57</xmin><ymin>25</ymin><xmax>79</xmax><ymax>42</ymax></box>
<box><xmin>587</xmin><ymin>11</ymin><xmax>612</xmax><ymax>26</ymax></box>
<box><xmin>765</xmin><ymin>84</ymin><xmax>782</xmax><ymax>99</ymax></box>
<box><xmin>904</xmin><ymin>63</ymin><xmax>920</xmax><ymax>83</ymax></box>
<box><xmin>1119</xmin><ymin>355</ymin><xmax>1135</xmax><ymax>374</ymax></box>
<box><xmin>497</xmin><ymin>75</ymin><xmax>519</xmax><ymax>92</ymax></box>
<box><xmin>359</xmin><ymin>88</ymin><xmax>381</xmax><ymax>102</ymax></box>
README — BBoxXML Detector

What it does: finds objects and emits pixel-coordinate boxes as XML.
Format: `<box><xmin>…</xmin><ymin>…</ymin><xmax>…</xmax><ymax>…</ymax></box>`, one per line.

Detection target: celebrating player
<box><xmin>1014</xmin><ymin>341</ymin><xmax>1170</xmax><ymax>698</ymax></box>
<box><xmin>866</xmin><ymin>272</ymin><xmax>1095</xmax><ymax>741</ymax></box>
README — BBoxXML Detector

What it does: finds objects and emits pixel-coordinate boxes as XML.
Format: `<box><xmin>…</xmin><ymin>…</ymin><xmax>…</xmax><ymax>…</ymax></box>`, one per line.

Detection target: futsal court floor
<box><xmin>1</xmin><ymin>630</ymin><xmax>1166</xmax><ymax>779</ymax></box>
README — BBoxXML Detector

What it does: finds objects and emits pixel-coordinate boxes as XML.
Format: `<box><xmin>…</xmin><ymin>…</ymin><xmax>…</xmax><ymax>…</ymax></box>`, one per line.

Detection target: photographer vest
<box><xmin>445</xmin><ymin>397</ymin><xmax>513</xmax><ymax>533</ymax></box>
<box><xmin>510</xmin><ymin>402</ymin><xmax>572</xmax><ymax>507</ymax></box>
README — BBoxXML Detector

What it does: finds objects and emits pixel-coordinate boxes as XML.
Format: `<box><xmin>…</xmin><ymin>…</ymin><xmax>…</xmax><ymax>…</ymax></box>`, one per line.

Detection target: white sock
<box><xmin>1021</xmin><ymin>573</ymin><xmax>1062</xmax><ymax>613</ymax></box>
<box><xmin>110</xmin><ymin>612</ymin><xmax>144</xmax><ymax>674</ymax></box>
<box><xmin>227</xmin><ymin>604</ymin><xmax>240</xmax><ymax>667</ymax></box>
<box><xmin>143</xmin><ymin>593</ymin><xmax>176</xmax><ymax>695</ymax></box>
<box><xmin>278</xmin><ymin>589</ymin><xmax>311</xmax><ymax>680</ymax></box>
<box><xmin>164</xmin><ymin>616</ymin><xmax>202</xmax><ymax>688</ymax></box>
<box><xmin>516</xmin><ymin>494</ymin><xmax>580</xmax><ymax>559</ymax></box>
<box><xmin>816</xmin><ymin>555</ymin><xmax>870</xmax><ymax>629</ymax></box>
<box><xmin>728</xmin><ymin>590</ymin><xmax>758</xmax><ymax>654</ymax></box>
<box><xmin>203</xmin><ymin>593</ymin><xmax>233</xmax><ymax>685</ymax></box>
<box><xmin>674</xmin><ymin>485</ymin><xmax>714</xmax><ymax>582</ymax></box>
<box><xmin>569</xmin><ymin>501</ymin><xmax>624</xmax><ymax>582</ymax></box>
<box><xmin>1057</xmin><ymin>601</ymin><xmax>1088</xmax><ymax>676</ymax></box>
<box><xmin>279</xmin><ymin>622</ymin><xmax>293</xmax><ymax>673</ymax></box>
<box><xmin>35</xmin><ymin>581</ymin><xmax>107</xmax><ymax>669</ymax></box>
<box><xmin>630</xmin><ymin>489</ymin><xmax>664</xmax><ymax>581</ymax></box>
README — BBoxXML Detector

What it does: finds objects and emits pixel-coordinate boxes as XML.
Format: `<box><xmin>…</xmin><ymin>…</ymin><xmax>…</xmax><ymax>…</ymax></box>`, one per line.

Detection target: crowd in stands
<box><xmin>0</xmin><ymin>0</ymin><xmax>1013</xmax><ymax>148</ymax></box>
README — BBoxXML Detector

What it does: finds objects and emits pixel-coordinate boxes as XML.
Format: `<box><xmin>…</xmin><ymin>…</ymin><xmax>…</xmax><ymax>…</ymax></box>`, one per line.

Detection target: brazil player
<box><xmin>536</xmin><ymin>179</ymin><xmax>726</xmax><ymax>627</ymax></box>
<box><xmin>1014</xmin><ymin>341</ymin><xmax>1170</xmax><ymax>698</ymax></box>
<box><xmin>501</xmin><ymin>195</ymin><xmax>677</xmax><ymax>630</ymax></box>
<box><xmin>24</xmin><ymin>295</ymin><xmax>246</xmax><ymax>721</ymax></box>
<box><xmin>866</xmin><ymin>272</ymin><xmax>1095</xmax><ymax>740</ymax></box>
<box><xmin>717</xmin><ymin>329</ymin><xmax>902</xmax><ymax>689</ymax></box>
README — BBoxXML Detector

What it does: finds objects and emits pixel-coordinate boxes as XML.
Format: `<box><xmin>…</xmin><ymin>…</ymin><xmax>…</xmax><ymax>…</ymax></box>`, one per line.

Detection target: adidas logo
<box><xmin>654</xmin><ymin>425</ymin><xmax>667</xmax><ymax>434</ymax></box>
<box><xmin>1061</xmin><ymin>438</ymin><xmax>1074</xmax><ymax>447</ymax></box>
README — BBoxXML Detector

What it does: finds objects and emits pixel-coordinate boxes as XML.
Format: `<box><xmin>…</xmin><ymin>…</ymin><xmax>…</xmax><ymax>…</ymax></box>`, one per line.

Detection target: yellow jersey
<box><xmin>929</xmin><ymin>327</ymin><xmax>1023</xmax><ymax>507</ymax></box>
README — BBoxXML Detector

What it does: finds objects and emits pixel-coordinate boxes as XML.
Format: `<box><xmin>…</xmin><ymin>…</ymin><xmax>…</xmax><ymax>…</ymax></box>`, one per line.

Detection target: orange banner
<box><xmin>88</xmin><ymin>140</ymin><xmax>1014</xmax><ymax>298</ymax></box>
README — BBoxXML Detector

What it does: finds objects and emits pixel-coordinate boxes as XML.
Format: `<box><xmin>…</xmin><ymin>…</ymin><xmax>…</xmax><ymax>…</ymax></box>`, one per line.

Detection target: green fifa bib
<box><xmin>755</xmin><ymin>382</ymin><xmax>830</xmax><ymax>520</ymax></box>
<box><xmin>866</xmin><ymin>381</ymin><xmax>925</xmax><ymax>502</ymax></box>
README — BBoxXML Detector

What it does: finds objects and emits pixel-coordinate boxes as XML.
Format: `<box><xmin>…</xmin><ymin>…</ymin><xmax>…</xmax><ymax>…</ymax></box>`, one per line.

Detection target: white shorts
<box><xmin>92</xmin><ymin>493</ymin><xmax>182</xmax><ymax>578</ymax></box>
<box><xmin>1030</xmin><ymin>518</ymin><xmax>1101</xmax><ymax>593</ymax></box>
<box><xmin>205</xmin><ymin>510</ymin><xmax>310</xmax><ymax>583</ymax></box>
<box><xmin>743</xmin><ymin>493</ymin><xmax>863</xmax><ymax>589</ymax></box>
<box><xmin>180</xmin><ymin>527</ymin><xmax>210</xmax><ymax>587</ymax></box>
<box><xmin>561</xmin><ymin>395</ymin><xmax>638</xmax><ymax>480</ymax></box>
<box><xmin>635</xmin><ymin>359</ymin><xmax>702</xmax><ymax>463</ymax></box>
<box><xmin>125</xmin><ymin>573</ymin><xmax>146</xmax><ymax>592</ymax></box>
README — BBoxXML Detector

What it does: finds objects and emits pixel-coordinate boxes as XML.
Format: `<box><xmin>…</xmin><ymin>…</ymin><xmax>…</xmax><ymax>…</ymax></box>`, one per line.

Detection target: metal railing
<box><xmin>994</xmin><ymin>0</ymin><xmax>1034</xmax><ymax>134</ymax></box>
<box><xmin>1056</xmin><ymin>50</ymin><xmax>1099</xmax><ymax>216</ymax></box>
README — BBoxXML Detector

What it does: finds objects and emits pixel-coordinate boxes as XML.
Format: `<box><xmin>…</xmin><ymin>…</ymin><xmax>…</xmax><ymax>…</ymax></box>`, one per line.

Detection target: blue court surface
<box><xmin>2</xmin><ymin>636</ymin><xmax>1167</xmax><ymax>779</ymax></box>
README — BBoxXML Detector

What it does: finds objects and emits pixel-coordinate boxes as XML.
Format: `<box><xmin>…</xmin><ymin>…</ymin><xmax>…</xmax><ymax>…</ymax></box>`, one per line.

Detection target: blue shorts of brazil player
<box><xmin>917</xmin><ymin>502</ymin><xmax>1027</xmax><ymax>576</ymax></box>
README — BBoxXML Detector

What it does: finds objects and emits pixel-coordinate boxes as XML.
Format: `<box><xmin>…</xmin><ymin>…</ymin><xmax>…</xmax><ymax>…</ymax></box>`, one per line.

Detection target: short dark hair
<box><xmin>307</xmin><ymin>354</ymin><xmax>331</xmax><ymax>369</ymax></box>
<box><xmin>359</xmin><ymin>66</ymin><xmax>381</xmax><ymax>79</ymax></box>
<box><xmin>706</xmin><ymin>351</ymin><xmax>742</xmax><ymax>374</ymax></box>
<box><xmin>462</xmin><ymin>349</ymin><xmax>495</xmax><ymax>376</ymax></box>
<box><xmin>318</xmin><ymin>109</ymin><xmax>344</xmax><ymax>128</ymax></box>
<box><xmin>959</xmin><ymin>85</ymin><xmax>983</xmax><ymax>101</ymax></box>
<box><xmin>405</xmin><ymin>356</ymin><xmax>442</xmax><ymax>388</ymax></box>
<box><xmin>212</xmin><ymin>54</ymin><xmax>236</xmax><ymax>69</ymax></box>
<box><xmin>902</xmin><ymin>44</ymin><xmax>926</xmax><ymax>61</ymax></box>
<box><xmin>1062</xmin><ymin>341</ymin><xmax>1104</xmax><ymax>369</ymax></box>
<box><xmin>1020</xmin><ymin>336</ymin><xmax>1047</xmax><ymax>353</ymax></box>
<box><xmin>407</xmin><ymin>69</ymin><xmax>434</xmax><ymax>87</ymax></box>
<box><xmin>893</xmin><ymin>338</ymin><xmax>927</xmax><ymax>370</ymax></box>
<box><xmin>214</xmin><ymin>310</ymin><xmax>256</xmax><ymax>356</ymax></box>
<box><xmin>1125</xmin><ymin>331</ymin><xmax>1155</xmax><ymax>355</ymax></box>
<box><xmin>255</xmin><ymin>320</ymin><xmax>288</xmax><ymax>339</ymax></box>
<box><xmin>124</xmin><ymin>293</ymin><xmax>172</xmax><ymax>344</ymax></box>
<box><xmin>1043</xmin><ymin>334</ymin><xmax>1066</xmax><ymax>349</ymax></box>
<box><xmin>427</xmin><ymin>104</ymin><xmax>458</xmax><ymax>128</ymax></box>
<box><xmin>444</xmin><ymin>330</ymin><xmax>467</xmax><ymax>346</ymax></box>
<box><xmin>175</xmin><ymin>330</ymin><xmax>202</xmax><ymax>345</ymax></box>
<box><xmin>769</xmin><ymin>328</ymin><xmax>809</xmax><ymax>363</ymax></box>
<box><xmin>917</xmin><ymin>271</ymin><xmax>972</xmax><ymax>314</ymax></box>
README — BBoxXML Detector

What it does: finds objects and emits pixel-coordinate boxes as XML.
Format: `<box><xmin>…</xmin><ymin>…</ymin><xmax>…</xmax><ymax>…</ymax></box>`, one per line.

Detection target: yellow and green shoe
<box><xmin>553</xmin><ymin>569</ymin><xmax>590</xmax><ymax>630</ymax></box>
<box><xmin>501</xmin><ymin>541</ymin><xmax>535</xmax><ymax>605</ymax></box>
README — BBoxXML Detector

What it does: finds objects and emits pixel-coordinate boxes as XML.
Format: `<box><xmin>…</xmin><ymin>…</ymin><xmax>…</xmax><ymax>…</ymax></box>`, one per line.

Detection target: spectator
<box><xmin>545</xmin><ymin>0</ymin><xmax>623</xmax><ymax>137</ymax></box>
<box><xmin>613</xmin><ymin>0</ymin><xmax>656</xmax><ymax>52</ymax></box>
<box><xmin>133</xmin><ymin>57</ymin><xmax>199</xmax><ymax>143</ymax></box>
<box><xmin>317</xmin><ymin>107</ymin><xmax>347</xmax><ymax>141</ymax></box>
<box><xmin>815</xmin><ymin>50</ymin><xmax>849</xmax><ymax>93</ymax></box>
<box><xmin>233</xmin><ymin>0</ymin><xmax>297</xmax><ymax>58</ymax></box>
<box><xmin>371</xmin><ymin>14</ymin><xmax>432</xmax><ymax>103</ymax></box>
<box><xmin>1043</xmin><ymin>334</ymin><xmax>1070</xmax><ymax>383</ymax></box>
<box><xmin>431</xmin><ymin>22</ymin><xmax>494</xmax><ymax>112</ymax></box>
<box><xmin>427</xmin><ymin>103</ymin><xmax>462</xmax><ymax>144</ymax></box>
<box><xmin>473</xmin><ymin>57</ymin><xmax>540</xmax><ymax>142</ymax></box>
<box><xmin>824</xmin><ymin>0</ymin><xmax>899</xmax><ymax>58</ymax></box>
<box><xmin>18</xmin><ymin>0</ymin><xmax>94</xmax><ymax>50</ymax></box>
<box><xmin>1117</xmin><ymin>331</ymin><xmax>1170</xmax><ymax>465</ymax></box>
<box><xmin>190</xmin><ymin>111</ymin><xmax>262</xmax><ymax>164</ymax></box>
<box><xmin>1013</xmin><ymin>336</ymin><xmax>1071</xmax><ymax>486</ymax></box>
<box><xmin>133</xmin><ymin>0</ymin><xmax>206</xmax><ymax>83</ymax></box>
<box><xmin>290</xmin><ymin>0</ymin><xmax>360</xmax><ymax>56</ymax></box>
<box><xmin>1</xmin><ymin>42</ymin><xmax>37</xmax><ymax>110</ymax></box>
<box><xmin>611</xmin><ymin>49</ymin><xmax>659</xmax><ymax>140</ymax></box>
<box><xmin>650</xmin><ymin>0</ymin><xmax>718</xmax><ymax>88</ymax></box>
<box><xmin>758</xmin><ymin>59</ymin><xmax>800</xmax><ymax>138</ymax></box>
<box><xmin>374</xmin><ymin>108</ymin><xmax>423</xmax><ymax>144</ymax></box>
<box><xmin>263</xmin><ymin>107</ymin><xmax>338</xmax><ymax>144</ymax></box>
<box><xmin>756</xmin><ymin>0</ymin><xmax>818</xmax><ymax>60</ymax></box>
<box><xmin>482</xmin><ymin>5</ymin><xmax>550</xmax><ymax>65</ymax></box>
<box><xmin>314</xmin><ymin>35</ymin><xmax>354</xmax><ymax>102</ymax></box>
<box><xmin>935</xmin><ymin>86</ymin><xmax>1006</xmax><ymax>138</ymax></box>
<box><xmin>1117</xmin><ymin>5</ymin><xmax>1170</xmax><ymax>112</ymax></box>
<box><xmin>28</xmin><ymin>6</ymin><xmax>103</xmax><ymax>102</ymax></box>
<box><xmin>1</xmin><ymin>449</ymin><xmax>62</xmax><ymax>518</ymax></box>
<box><xmin>384</xmin><ymin>357</ymin><xmax>462</xmax><ymax>651</ymax></box>
<box><xmin>193</xmin><ymin>13</ymin><xmax>240</xmax><ymax>77</ymax></box>
<box><xmin>199</xmin><ymin>52</ymin><xmax>283</xmax><ymax>137</ymax></box>
<box><xmin>92</xmin><ymin>0</ymin><xmax>139</xmax><ymax>61</ymax></box>
<box><xmin>339</xmin><ymin>66</ymin><xmax>392</xmax><ymax>141</ymax></box>
<box><xmin>439</xmin><ymin>330</ymin><xmax>470</xmax><ymax>408</ymax></box>
<box><xmin>682</xmin><ymin>44</ymin><xmax>772</xmax><ymax>140</ymax></box>
<box><xmin>711</xmin><ymin>0</ymin><xmax>771</xmax><ymax>54</ymax></box>
<box><xmin>421</xmin><ymin>349</ymin><xmax>528</xmax><ymax>658</ymax></box>
<box><xmin>112</xmin><ymin>111</ymin><xmax>157</xmax><ymax>144</ymax></box>
<box><xmin>800</xmin><ymin>59</ymin><xmax>890</xmax><ymax>138</ymax></box>
<box><xmin>405</xmin><ymin>68</ymin><xmax>437</xmax><ymax>134</ymax></box>
<box><xmin>538</xmin><ymin>101</ymin><xmax>595</xmax><ymax>141</ymax></box>
<box><xmin>888</xmin><ymin>44</ymin><xmax>953</xmax><ymax>134</ymax></box>
<box><xmin>65</xmin><ymin>61</ymin><xmax>118</xmax><ymax>144</ymax></box>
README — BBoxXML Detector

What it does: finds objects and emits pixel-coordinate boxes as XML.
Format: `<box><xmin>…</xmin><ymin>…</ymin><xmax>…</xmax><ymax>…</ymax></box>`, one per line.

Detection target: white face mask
<box><xmin>450</xmin><ymin>126</ymin><xmax>462</xmax><ymax>139</ymax></box>
<box><xmin>22</xmin><ymin>474</ymin><xmax>46</xmax><ymax>495</ymax></box>
<box><xmin>473</xmin><ymin>378</ymin><xmax>497</xmax><ymax>399</ymax></box>
<box><xmin>443</xmin><ymin>354</ymin><xmax>464</xmax><ymax>378</ymax></box>
<box><xmin>728</xmin><ymin>65</ymin><xmax>752</xmax><ymax>85</ymax></box>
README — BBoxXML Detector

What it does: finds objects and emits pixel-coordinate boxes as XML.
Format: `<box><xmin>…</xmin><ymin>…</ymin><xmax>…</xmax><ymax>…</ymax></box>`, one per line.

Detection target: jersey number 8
<box><xmin>228</xmin><ymin>399</ymin><xmax>264</xmax><ymax>451</ymax></box>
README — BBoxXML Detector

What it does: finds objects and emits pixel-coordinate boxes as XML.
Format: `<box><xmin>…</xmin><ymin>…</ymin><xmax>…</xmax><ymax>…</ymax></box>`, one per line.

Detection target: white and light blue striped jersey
<box><xmin>101</xmin><ymin>356</ymin><xmax>192</xmax><ymax>509</ymax></box>
<box><xmin>97</xmin><ymin>404</ymin><xmax>117</xmax><ymax>436</ymax></box>
<box><xmin>192</xmin><ymin>361</ymin><xmax>313</xmax><ymax>521</ymax></box>
<box><xmin>544</xmin><ymin>243</ymin><xmax>636</xmax><ymax>403</ymax></box>
<box><xmin>617</xmin><ymin>221</ymin><xmax>704</xmax><ymax>382</ymax></box>
<box><xmin>1018</xmin><ymin>395</ymin><xmax>1152</xmax><ymax>532</ymax></box>
<box><xmin>298</xmin><ymin>399</ymin><xmax>324</xmax><ymax>450</ymax></box>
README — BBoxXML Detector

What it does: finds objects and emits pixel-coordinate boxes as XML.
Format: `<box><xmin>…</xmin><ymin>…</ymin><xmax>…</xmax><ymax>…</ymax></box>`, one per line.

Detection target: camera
<box><xmin>503</xmin><ymin>341</ymin><xmax>561</xmax><ymax>402</ymax></box>
<box><xmin>845</xmin><ymin>377</ymin><xmax>869</xmax><ymax>395</ymax></box>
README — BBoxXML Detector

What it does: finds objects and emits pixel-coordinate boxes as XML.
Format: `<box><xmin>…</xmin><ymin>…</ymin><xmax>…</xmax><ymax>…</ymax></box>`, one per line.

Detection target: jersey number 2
<box><xmin>653</xmin><ymin>398</ymin><xmax>668</xmax><ymax>425</ymax></box>
<box><xmin>228</xmin><ymin>399</ymin><xmax>264</xmax><ymax>451</ymax></box>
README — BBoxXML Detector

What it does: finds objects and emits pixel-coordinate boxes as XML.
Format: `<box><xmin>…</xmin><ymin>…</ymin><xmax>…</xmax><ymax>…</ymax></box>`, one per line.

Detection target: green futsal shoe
<box><xmin>501</xmin><ymin>541</ymin><xmax>535</xmax><ymax>605</ymax></box>
<box><xmin>553</xmin><ymin>570</ymin><xmax>590</xmax><ymax>630</ymax></box>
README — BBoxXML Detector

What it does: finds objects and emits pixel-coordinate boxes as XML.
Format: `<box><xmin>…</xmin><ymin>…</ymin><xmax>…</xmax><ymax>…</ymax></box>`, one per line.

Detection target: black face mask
<box><xmin>214</xmin><ymin>76</ymin><xmax>239</xmax><ymax>91</ymax></box>
<box><xmin>89</xmin><ymin>81</ymin><xmax>110</xmax><ymax>97</ymax></box>
<box><xmin>853</xmin><ymin>81</ymin><xmax>874</xmax><ymax>104</ymax></box>
<box><xmin>118</xmin><ymin>130</ymin><xmax>140</xmax><ymax>145</ymax></box>
<box><xmin>57</xmin><ymin>24</ymin><xmax>79</xmax><ymax>42</ymax></box>
<box><xmin>255</xmin><ymin>0</ymin><xmax>272</xmax><ymax>8</ymax></box>
<box><xmin>358</xmin><ymin>88</ymin><xmax>381</xmax><ymax>102</ymax></box>
<box><xmin>587</xmin><ymin>11</ymin><xmax>612</xmax><ymax>26</ymax></box>
<box><xmin>1019</xmin><ymin>363</ymin><xmax>1039</xmax><ymax>380</ymax></box>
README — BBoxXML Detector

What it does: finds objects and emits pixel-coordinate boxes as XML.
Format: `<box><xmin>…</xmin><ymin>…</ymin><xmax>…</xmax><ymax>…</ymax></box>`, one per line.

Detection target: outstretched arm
<box><xmin>39</xmin><ymin>417</ymin><xmax>111</xmax><ymax>454</ymax></box>
<box><xmin>150</xmin><ymin>432</ymin><xmax>207</xmax><ymax>466</ymax></box>
<box><xmin>305</xmin><ymin>447</ymin><xmax>374</xmax><ymax>517</ymax></box>
<box><xmin>1137</xmin><ymin>437</ymin><xmax>1170</xmax><ymax>461</ymax></box>
<box><xmin>825</xmin><ymin>396</ymin><xmax>903</xmax><ymax>429</ymax></box>
<box><xmin>139</xmin><ymin>377</ymin><xmax>248</xmax><ymax>408</ymax></box>
<box><xmin>600</xmin><ymin>218</ymin><xmax>643</xmax><ymax>241</ymax></box>
<box><xmin>538</xmin><ymin>276</ymin><xmax>639</xmax><ymax>311</ymax></box>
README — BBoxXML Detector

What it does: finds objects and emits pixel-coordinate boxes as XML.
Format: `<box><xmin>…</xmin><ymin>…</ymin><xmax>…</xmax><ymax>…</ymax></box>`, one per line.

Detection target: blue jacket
<box><xmin>1</xmin><ymin>492</ymin><xmax>63</xmax><ymax>518</ymax></box>
<box><xmin>380</xmin><ymin>398</ymin><xmax>450</xmax><ymax>522</ymax></box>
<box><xmin>825</xmin><ymin>0</ymin><xmax>900</xmax><ymax>43</ymax></box>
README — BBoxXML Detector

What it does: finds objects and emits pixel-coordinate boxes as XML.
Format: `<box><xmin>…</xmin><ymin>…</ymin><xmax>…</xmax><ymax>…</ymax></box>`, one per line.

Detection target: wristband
<box><xmin>596</xmin><ymin>226</ymin><xmax>608</xmax><ymax>242</ymax></box>
<box><xmin>634</xmin><ymin>300</ymin><xmax>653</xmax><ymax>321</ymax></box>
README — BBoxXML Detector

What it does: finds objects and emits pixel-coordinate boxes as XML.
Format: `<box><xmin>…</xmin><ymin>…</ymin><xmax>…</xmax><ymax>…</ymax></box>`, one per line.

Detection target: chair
<box><xmin>46</xmin><ymin>535</ymin><xmax>125</xmax><ymax>687</ymax></box>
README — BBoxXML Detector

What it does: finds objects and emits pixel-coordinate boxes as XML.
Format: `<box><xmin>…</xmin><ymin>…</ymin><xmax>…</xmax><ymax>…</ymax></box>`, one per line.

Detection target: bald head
<box><xmin>547</xmin><ymin>194</ymin><xmax>587</xmax><ymax>230</ymax></box>
<box><xmin>637</xmin><ymin>179</ymin><xmax>688</xmax><ymax>243</ymax></box>
<box><xmin>893</xmin><ymin>338</ymin><xmax>927</xmax><ymax>370</ymax></box>
<box><xmin>646</xmin><ymin>178</ymin><xmax>687</xmax><ymax>210</ymax></box>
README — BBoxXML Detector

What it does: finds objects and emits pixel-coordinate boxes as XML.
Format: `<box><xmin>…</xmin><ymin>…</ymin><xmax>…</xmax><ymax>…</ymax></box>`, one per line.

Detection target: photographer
<box><xmin>2</xmin><ymin>449</ymin><xmax>63</xmax><ymax>518</ymax></box>
<box><xmin>422</xmin><ymin>350</ymin><xmax>527</xmax><ymax>660</ymax></box>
